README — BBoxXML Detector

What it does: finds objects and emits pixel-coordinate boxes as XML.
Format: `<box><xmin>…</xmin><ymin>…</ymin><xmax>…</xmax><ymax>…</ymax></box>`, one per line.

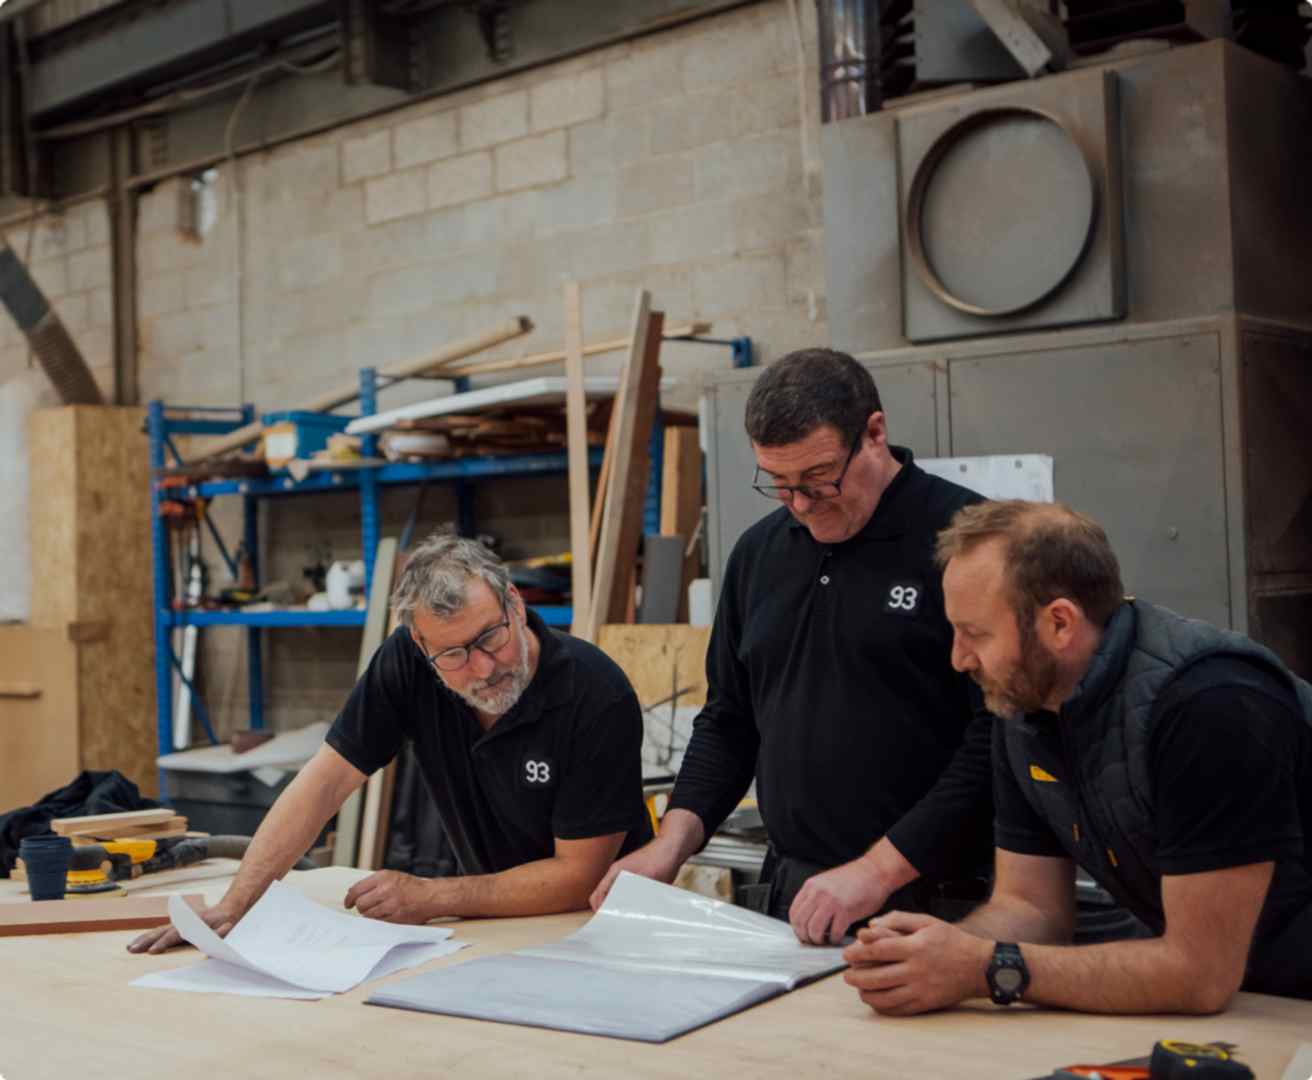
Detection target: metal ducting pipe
<box><xmin>0</xmin><ymin>239</ymin><xmax>103</xmax><ymax>404</ymax></box>
<box><xmin>815</xmin><ymin>0</ymin><xmax>882</xmax><ymax>121</ymax></box>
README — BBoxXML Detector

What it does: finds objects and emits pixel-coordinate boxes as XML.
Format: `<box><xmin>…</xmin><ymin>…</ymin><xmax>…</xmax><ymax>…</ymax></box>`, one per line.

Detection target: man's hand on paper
<box><xmin>345</xmin><ymin>869</ymin><xmax>436</xmax><ymax>923</ymax></box>
<box><xmin>788</xmin><ymin>855</ymin><xmax>889</xmax><ymax>945</ymax></box>
<box><xmin>127</xmin><ymin>901</ymin><xmax>240</xmax><ymax>955</ymax></box>
<box><xmin>588</xmin><ymin>838</ymin><xmax>682</xmax><ymax>911</ymax></box>
<box><xmin>842</xmin><ymin>911</ymin><xmax>990</xmax><ymax>1016</ymax></box>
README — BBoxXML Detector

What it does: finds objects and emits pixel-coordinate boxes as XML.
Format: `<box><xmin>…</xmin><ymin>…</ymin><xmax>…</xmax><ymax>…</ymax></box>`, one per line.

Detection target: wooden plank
<box><xmin>0</xmin><ymin>894</ymin><xmax>203</xmax><ymax>937</ymax></box>
<box><xmin>51</xmin><ymin>808</ymin><xmax>175</xmax><ymax>835</ymax></box>
<box><xmin>596</xmin><ymin>625</ymin><xmax>712</xmax><ymax>708</ymax></box>
<box><xmin>563</xmin><ymin>282</ymin><xmax>594</xmax><ymax>639</ymax></box>
<box><xmin>660</xmin><ymin>425</ymin><xmax>704</xmax><ymax>622</ymax></box>
<box><xmin>586</xmin><ymin>301</ymin><xmax>665</xmax><ymax>637</ymax></box>
<box><xmin>435</xmin><ymin>321</ymin><xmax>711</xmax><ymax>380</ymax></box>
<box><xmin>588</xmin><ymin>403</ymin><xmax>619</xmax><ymax>568</ymax></box>
<box><xmin>583</xmin><ymin>292</ymin><xmax>653</xmax><ymax>641</ymax></box>
<box><xmin>185</xmin><ymin>318</ymin><xmax>533</xmax><ymax>463</ymax></box>
<box><xmin>341</xmin><ymin>536</ymin><xmax>399</xmax><ymax>870</ymax></box>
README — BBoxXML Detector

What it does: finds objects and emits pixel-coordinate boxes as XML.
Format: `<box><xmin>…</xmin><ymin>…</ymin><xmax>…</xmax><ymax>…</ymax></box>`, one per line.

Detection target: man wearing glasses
<box><xmin>129</xmin><ymin>532</ymin><xmax>651</xmax><ymax>953</ymax></box>
<box><xmin>592</xmin><ymin>348</ymin><xmax>992</xmax><ymax>945</ymax></box>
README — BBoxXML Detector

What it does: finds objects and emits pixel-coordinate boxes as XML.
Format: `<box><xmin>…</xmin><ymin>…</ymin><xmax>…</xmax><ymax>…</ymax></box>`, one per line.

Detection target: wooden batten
<box><xmin>0</xmin><ymin>624</ymin><xmax>79</xmax><ymax>810</ymax></box>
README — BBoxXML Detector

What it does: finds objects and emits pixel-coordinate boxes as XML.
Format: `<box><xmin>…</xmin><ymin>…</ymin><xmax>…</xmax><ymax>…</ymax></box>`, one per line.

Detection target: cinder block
<box><xmin>137</xmin><ymin>179</ymin><xmax>184</xmax><ymax>233</ymax></box>
<box><xmin>692</xmin><ymin>252</ymin><xmax>787</xmax><ymax>316</ymax></box>
<box><xmin>140</xmin><ymin>273</ymin><xmax>186</xmax><ymax>319</ymax></box>
<box><xmin>54</xmin><ymin>293</ymin><xmax>90</xmax><ymax>332</ymax></box>
<box><xmin>66</xmin><ymin>246</ymin><xmax>110</xmax><ymax>293</ymax></box>
<box><xmin>460</xmin><ymin>91</ymin><xmax>528</xmax><ymax>151</ymax></box>
<box><xmin>731</xmin><ymin>77</ymin><xmax>800</xmax><ymax>137</ymax></box>
<box><xmin>682</xmin><ymin>12</ymin><xmax>792</xmax><ymax>94</ymax></box>
<box><xmin>650</xmin><ymin>92</ymin><xmax>735</xmax><ymax>155</ymax></box>
<box><xmin>368</xmin><ymin>264</ymin><xmax>441</xmax><ymax>320</ymax></box>
<box><xmin>530</xmin><ymin>69</ymin><xmax>604</xmax><ymax>132</ymax></box>
<box><xmin>293</xmin><ymin>141</ymin><xmax>342</xmax><ymax>195</ymax></box>
<box><xmin>344</xmin><ymin>212</ymin><xmax>441</xmax><ymax>277</ymax></box>
<box><xmin>29</xmin><ymin>258</ymin><xmax>68</xmax><ymax>299</ymax></box>
<box><xmin>565</xmin><ymin>219</ymin><xmax>651</xmax><ymax>279</ymax></box>
<box><xmin>733</xmin><ymin>191</ymin><xmax>814</xmax><ymax>252</ymax></box>
<box><xmin>494</xmin><ymin>131</ymin><xmax>568</xmax><ymax>194</ymax></box>
<box><xmin>341</xmin><ymin>129</ymin><xmax>392</xmax><ymax>184</ymax></box>
<box><xmin>138</xmin><ymin>230</ymin><xmax>198</xmax><ymax>275</ymax></box>
<box><xmin>364</xmin><ymin>169</ymin><xmax>427</xmax><ymax>225</ymax></box>
<box><xmin>36</xmin><ymin>211</ymin><xmax>87</xmax><ymax>258</ymax></box>
<box><xmin>693</xmin><ymin>133</ymin><xmax>797</xmax><ymax>201</ymax></box>
<box><xmin>276</xmin><ymin>232</ymin><xmax>344</xmax><ymax>293</ymax></box>
<box><xmin>605</xmin><ymin>46</ymin><xmax>685</xmax><ymax>112</ymax></box>
<box><xmin>428</xmin><ymin>152</ymin><xmax>493</xmax><ymax>209</ymax></box>
<box><xmin>394</xmin><ymin>110</ymin><xmax>459</xmax><ymax>169</ymax></box>
<box><xmin>616</xmin><ymin>153</ymin><xmax>694</xmax><ymax>218</ymax></box>
<box><xmin>785</xmin><ymin>229</ymin><xmax>825</xmax><ymax>302</ymax></box>
<box><xmin>536</xmin><ymin>173</ymin><xmax>615</xmax><ymax>233</ymax></box>
<box><xmin>570</xmin><ymin>111</ymin><xmax>649</xmax><ymax>176</ymax></box>
<box><xmin>148</xmin><ymin>309</ymin><xmax>204</xmax><ymax>359</ymax></box>
<box><xmin>90</xmin><ymin>287</ymin><xmax>113</xmax><ymax>329</ymax></box>
<box><xmin>184</xmin><ymin>264</ymin><xmax>237</xmax><ymax>309</ymax></box>
<box><xmin>83</xmin><ymin>201</ymin><xmax>111</xmax><ymax>248</ymax></box>
<box><xmin>649</xmin><ymin>202</ymin><xmax>735</xmax><ymax>265</ymax></box>
<box><xmin>427</xmin><ymin>205</ymin><xmax>472</xmax><ymax>256</ymax></box>
<box><xmin>464</xmin><ymin>192</ymin><xmax>539</xmax><ymax>248</ymax></box>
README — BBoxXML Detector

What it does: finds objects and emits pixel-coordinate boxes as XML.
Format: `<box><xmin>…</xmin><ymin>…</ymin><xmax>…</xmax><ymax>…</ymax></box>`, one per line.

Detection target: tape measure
<box><xmin>1149</xmin><ymin>1041</ymin><xmax>1254</xmax><ymax>1079</ymax></box>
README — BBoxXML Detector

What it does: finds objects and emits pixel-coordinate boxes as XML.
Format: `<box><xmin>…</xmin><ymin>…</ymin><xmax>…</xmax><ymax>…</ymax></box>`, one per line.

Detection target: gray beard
<box><xmin>452</xmin><ymin>618</ymin><xmax>532</xmax><ymax>717</ymax></box>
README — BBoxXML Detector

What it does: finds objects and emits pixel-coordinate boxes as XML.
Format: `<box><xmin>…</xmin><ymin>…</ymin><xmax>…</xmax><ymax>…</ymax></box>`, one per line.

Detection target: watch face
<box><xmin>994</xmin><ymin>967</ymin><xmax>1024</xmax><ymax>993</ymax></box>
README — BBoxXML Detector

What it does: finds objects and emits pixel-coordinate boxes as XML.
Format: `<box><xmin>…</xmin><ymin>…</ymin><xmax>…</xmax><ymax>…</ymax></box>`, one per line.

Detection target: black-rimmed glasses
<box><xmin>751</xmin><ymin>439</ymin><xmax>860</xmax><ymax>502</ymax></box>
<box><xmin>418</xmin><ymin>603</ymin><xmax>513</xmax><ymax>671</ymax></box>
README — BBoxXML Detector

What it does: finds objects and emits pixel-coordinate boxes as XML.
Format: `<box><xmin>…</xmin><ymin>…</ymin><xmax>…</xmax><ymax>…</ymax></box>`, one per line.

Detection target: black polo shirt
<box><xmin>668</xmin><ymin>447</ymin><xmax>994</xmax><ymax>879</ymax></box>
<box><xmin>325</xmin><ymin>609</ymin><xmax>652</xmax><ymax>876</ymax></box>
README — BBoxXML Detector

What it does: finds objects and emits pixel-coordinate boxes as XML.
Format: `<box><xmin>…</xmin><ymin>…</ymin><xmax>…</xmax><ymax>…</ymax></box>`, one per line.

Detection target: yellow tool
<box><xmin>65</xmin><ymin>839</ymin><xmax>161</xmax><ymax>897</ymax></box>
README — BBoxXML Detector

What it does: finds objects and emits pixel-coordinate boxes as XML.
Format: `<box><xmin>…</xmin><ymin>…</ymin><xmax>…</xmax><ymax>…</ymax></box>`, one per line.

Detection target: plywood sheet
<box><xmin>0</xmin><ymin>624</ymin><xmax>79</xmax><ymax>810</ymax></box>
<box><xmin>596</xmin><ymin>625</ymin><xmax>711</xmax><ymax>709</ymax></box>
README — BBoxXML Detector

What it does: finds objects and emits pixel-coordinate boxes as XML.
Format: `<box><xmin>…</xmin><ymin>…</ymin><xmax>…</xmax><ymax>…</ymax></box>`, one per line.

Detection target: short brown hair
<box><xmin>744</xmin><ymin>348</ymin><xmax>883</xmax><ymax>448</ymax></box>
<box><xmin>935</xmin><ymin>501</ymin><xmax>1125</xmax><ymax>628</ymax></box>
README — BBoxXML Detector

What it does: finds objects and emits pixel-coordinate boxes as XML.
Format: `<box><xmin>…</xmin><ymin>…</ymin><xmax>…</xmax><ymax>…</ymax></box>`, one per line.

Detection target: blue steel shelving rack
<box><xmin>148</xmin><ymin>338</ymin><xmax>754</xmax><ymax>770</ymax></box>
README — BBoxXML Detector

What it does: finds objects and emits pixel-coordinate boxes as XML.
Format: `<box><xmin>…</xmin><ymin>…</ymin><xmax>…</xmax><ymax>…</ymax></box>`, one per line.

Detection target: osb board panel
<box><xmin>72</xmin><ymin>408</ymin><xmax>155</xmax><ymax>793</ymax></box>
<box><xmin>0</xmin><ymin>625</ymin><xmax>79</xmax><ymax>811</ymax></box>
<box><xmin>27</xmin><ymin>408</ymin><xmax>78</xmax><ymax>629</ymax></box>
<box><xmin>597</xmin><ymin>625</ymin><xmax>711</xmax><ymax>708</ymax></box>
<box><xmin>26</xmin><ymin>407</ymin><xmax>156</xmax><ymax>795</ymax></box>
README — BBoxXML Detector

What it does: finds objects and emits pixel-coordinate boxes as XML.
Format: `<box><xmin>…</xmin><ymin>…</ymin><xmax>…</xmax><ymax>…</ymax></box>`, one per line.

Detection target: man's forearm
<box><xmin>956</xmin><ymin>896</ymin><xmax>1073</xmax><ymax>945</ymax></box>
<box><xmin>1015</xmin><ymin>937</ymin><xmax>1235</xmax><ymax>1014</ymax></box>
<box><xmin>219</xmin><ymin>766</ymin><xmax>347</xmax><ymax>915</ymax></box>
<box><xmin>424</xmin><ymin>854</ymin><xmax>618</xmax><ymax>918</ymax></box>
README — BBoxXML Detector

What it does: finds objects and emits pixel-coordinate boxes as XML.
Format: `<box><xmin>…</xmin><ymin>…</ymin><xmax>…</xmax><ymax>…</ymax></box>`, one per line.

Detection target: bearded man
<box><xmin>129</xmin><ymin>531</ymin><xmax>651</xmax><ymax>953</ymax></box>
<box><xmin>843</xmin><ymin>500</ymin><xmax>1312</xmax><ymax>1015</ymax></box>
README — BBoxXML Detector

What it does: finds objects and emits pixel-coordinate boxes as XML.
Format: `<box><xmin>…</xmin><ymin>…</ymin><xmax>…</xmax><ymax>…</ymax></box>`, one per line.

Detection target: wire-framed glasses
<box><xmin>751</xmin><ymin>438</ymin><xmax>860</xmax><ymax>502</ymax></box>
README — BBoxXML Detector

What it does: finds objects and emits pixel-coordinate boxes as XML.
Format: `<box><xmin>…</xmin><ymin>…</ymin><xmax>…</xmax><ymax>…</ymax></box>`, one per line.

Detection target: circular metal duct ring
<box><xmin>904</xmin><ymin>105</ymin><xmax>1101</xmax><ymax>319</ymax></box>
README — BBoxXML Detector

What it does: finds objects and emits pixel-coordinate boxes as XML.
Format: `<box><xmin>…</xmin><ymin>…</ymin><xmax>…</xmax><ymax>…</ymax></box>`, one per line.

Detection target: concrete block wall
<box><xmin>0</xmin><ymin>200</ymin><xmax>115</xmax><ymax>399</ymax></box>
<box><xmin>133</xmin><ymin>0</ymin><xmax>829</xmax><ymax>739</ymax></box>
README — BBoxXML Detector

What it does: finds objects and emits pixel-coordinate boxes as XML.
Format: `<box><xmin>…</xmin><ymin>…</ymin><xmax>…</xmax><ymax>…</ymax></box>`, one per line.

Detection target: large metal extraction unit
<box><xmin>704</xmin><ymin>40</ymin><xmax>1312</xmax><ymax>680</ymax></box>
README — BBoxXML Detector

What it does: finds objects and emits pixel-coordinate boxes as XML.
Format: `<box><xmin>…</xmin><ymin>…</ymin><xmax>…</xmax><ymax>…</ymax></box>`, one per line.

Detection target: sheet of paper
<box><xmin>131</xmin><ymin>881</ymin><xmax>466</xmax><ymax>998</ymax></box>
<box><xmin>156</xmin><ymin>721</ymin><xmax>329</xmax><ymax>774</ymax></box>
<box><xmin>521</xmin><ymin>871</ymin><xmax>845</xmax><ymax>988</ymax></box>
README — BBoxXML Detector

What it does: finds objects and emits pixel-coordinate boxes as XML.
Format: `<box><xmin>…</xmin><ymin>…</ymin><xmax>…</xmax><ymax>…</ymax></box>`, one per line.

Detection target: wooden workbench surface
<box><xmin>1</xmin><ymin>867</ymin><xmax>1308</xmax><ymax>1079</ymax></box>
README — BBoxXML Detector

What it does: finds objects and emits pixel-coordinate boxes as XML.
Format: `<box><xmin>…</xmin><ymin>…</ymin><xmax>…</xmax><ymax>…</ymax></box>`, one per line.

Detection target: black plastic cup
<box><xmin>19</xmin><ymin>835</ymin><xmax>73</xmax><ymax>901</ymax></box>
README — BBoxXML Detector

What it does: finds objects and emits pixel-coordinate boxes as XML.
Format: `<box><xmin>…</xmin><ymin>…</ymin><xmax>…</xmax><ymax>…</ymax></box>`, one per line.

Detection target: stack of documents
<box><xmin>132</xmin><ymin>881</ymin><xmax>466</xmax><ymax>999</ymax></box>
<box><xmin>366</xmin><ymin>872</ymin><xmax>846</xmax><ymax>1042</ymax></box>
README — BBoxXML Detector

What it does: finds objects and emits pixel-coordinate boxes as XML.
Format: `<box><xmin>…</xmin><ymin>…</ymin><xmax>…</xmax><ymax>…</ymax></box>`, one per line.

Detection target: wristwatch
<box><xmin>986</xmin><ymin>941</ymin><xmax>1030</xmax><ymax>1005</ymax></box>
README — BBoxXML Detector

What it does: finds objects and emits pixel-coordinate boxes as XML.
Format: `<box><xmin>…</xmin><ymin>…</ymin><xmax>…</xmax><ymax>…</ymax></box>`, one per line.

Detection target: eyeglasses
<box><xmin>751</xmin><ymin>439</ymin><xmax>860</xmax><ymax>502</ymax></box>
<box><xmin>418</xmin><ymin>603</ymin><xmax>513</xmax><ymax>671</ymax></box>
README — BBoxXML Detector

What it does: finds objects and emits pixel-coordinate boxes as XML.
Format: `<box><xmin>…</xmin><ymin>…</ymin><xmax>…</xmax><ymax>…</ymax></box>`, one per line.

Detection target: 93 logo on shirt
<box><xmin>883</xmin><ymin>581</ymin><xmax>923</xmax><ymax>616</ymax></box>
<box><xmin>520</xmin><ymin>755</ymin><xmax>557</xmax><ymax>790</ymax></box>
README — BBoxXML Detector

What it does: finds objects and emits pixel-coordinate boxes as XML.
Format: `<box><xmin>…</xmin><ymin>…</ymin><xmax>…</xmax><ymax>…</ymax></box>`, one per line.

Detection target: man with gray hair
<box><xmin>129</xmin><ymin>531</ymin><xmax>652</xmax><ymax>953</ymax></box>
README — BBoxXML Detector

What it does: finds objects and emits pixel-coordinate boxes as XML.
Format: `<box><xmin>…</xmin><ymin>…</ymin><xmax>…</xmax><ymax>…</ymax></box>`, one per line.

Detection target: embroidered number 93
<box><xmin>524</xmin><ymin>759</ymin><xmax>552</xmax><ymax>785</ymax></box>
<box><xmin>884</xmin><ymin>582</ymin><xmax>922</xmax><ymax>615</ymax></box>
